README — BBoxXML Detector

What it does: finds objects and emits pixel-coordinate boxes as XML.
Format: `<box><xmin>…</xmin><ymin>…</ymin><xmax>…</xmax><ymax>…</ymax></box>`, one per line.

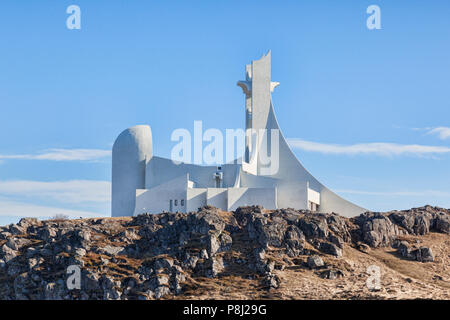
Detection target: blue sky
<box><xmin>0</xmin><ymin>0</ymin><xmax>449</xmax><ymax>225</ymax></box>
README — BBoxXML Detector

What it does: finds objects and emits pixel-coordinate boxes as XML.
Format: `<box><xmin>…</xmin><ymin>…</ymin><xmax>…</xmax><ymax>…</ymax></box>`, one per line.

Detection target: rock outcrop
<box><xmin>0</xmin><ymin>205</ymin><xmax>448</xmax><ymax>300</ymax></box>
<box><xmin>352</xmin><ymin>205</ymin><xmax>450</xmax><ymax>247</ymax></box>
<box><xmin>394</xmin><ymin>240</ymin><xmax>435</xmax><ymax>262</ymax></box>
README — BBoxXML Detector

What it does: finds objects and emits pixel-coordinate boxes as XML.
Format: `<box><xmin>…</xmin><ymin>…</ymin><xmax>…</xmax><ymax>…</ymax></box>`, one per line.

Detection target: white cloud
<box><xmin>336</xmin><ymin>189</ymin><xmax>450</xmax><ymax>198</ymax></box>
<box><xmin>0</xmin><ymin>200</ymin><xmax>108</xmax><ymax>219</ymax></box>
<box><xmin>0</xmin><ymin>180</ymin><xmax>111</xmax><ymax>204</ymax></box>
<box><xmin>287</xmin><ymin>138</ymin><xmax>450</xmax><ymax>156</ymax></box>
<box><xmin>0</xmin><ymin>180</ymin><xmax>111</xmax><ymax>221</ymax></box>
<box><xmin>427</xmin><ymin>127</ymin><xmax>450</xmax><ymax>140</ymax></box>
<box><xmin>0</xmin><ymin>148</ymin><xmax>111</xmax><ymax>162</ymax></box>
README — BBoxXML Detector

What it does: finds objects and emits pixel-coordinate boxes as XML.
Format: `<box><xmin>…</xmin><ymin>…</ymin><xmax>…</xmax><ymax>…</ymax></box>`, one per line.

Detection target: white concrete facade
<box><xmin>133</xmin><ymin>173</ymin><xmax>277</xmax><ymax>214</ymax></box>
<box><xmin>112</xmin><ymin>52</ymin><xmax>367</xmax><ymax>218</ymax></box>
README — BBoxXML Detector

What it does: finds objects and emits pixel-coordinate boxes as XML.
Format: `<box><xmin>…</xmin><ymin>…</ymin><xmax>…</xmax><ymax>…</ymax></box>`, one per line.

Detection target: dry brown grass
<box><xmin>172</xmin><ymin>232</ymin><xmax>450</xmax><ymax>300</ymax></box>
<box><xmin>2</xmin><ymin>213</ymin><xmax>448</xmax><ymax>300</ymax></box>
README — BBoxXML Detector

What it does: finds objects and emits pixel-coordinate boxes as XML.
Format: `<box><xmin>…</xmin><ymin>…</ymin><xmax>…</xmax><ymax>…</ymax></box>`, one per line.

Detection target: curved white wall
<box><xmin>112</xmin><ymin>125</ymin><xmax>153</xmax><ymax>217</ymax></box>
<box><xmin>241</xmin><ymin>51</ymin><xmax>367</xmax><ymax>217</ymax></box>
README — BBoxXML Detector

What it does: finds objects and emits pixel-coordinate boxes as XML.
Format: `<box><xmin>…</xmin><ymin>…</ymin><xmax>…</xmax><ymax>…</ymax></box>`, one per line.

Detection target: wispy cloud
<box><xmin>335</xmin><ymin>189</ymin><xmax>450</xmax><ymax>197</ymax></box>
<box><xmin>287</xmin><ymin>138</ymin><xmax>450</xmax><ymax>156</ymax></box>
<box><xmin>0</xmin><ymin>180</ymin><xmax>111</xmax><ymax>204</ymax></box>
<box><xmin>0</xmin><ymin>200</ymin><xmax>108</xmax><ymax>219</ymax></box>
<box><xmin>426</xmin><ymin>127</ymin><xmax>450</xmax><ymax>140</ymax></box>
<box><xmin>0</xmin><ymin>180</ymin><xmax>111</xmax><ymax>222</ymax></box>
<box><xmin>0</xmin><ymin>148</ymin><xmax>111</xmax><ymax>162</ymax></box>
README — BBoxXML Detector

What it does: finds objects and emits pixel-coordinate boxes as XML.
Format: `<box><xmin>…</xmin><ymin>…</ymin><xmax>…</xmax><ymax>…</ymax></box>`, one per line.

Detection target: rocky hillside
<box><xmin>0</xmin><ymin>205</ymin><xmax>449</xmax><ymax>300</ymax></box>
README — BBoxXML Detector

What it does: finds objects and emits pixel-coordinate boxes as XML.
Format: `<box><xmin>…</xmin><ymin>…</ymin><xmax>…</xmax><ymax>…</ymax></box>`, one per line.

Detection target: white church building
<box><xmin>112</xmin><ymin>52</ymin><xmax>366</xmax><ymax>218</ymax></box>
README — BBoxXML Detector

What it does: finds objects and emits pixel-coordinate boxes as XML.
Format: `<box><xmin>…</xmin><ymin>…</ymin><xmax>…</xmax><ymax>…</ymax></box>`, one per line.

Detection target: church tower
<box><xmin>238</xmin><ymin>51</ymin><xmax>279</xmax><ymax>175</ymax></box>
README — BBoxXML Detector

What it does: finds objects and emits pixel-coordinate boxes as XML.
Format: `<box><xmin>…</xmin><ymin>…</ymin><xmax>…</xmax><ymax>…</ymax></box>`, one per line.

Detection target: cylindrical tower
<box><xmin>111</xmin><ymin>125</ymin><xmax>153</xmax><ymax>217</ymax></box>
